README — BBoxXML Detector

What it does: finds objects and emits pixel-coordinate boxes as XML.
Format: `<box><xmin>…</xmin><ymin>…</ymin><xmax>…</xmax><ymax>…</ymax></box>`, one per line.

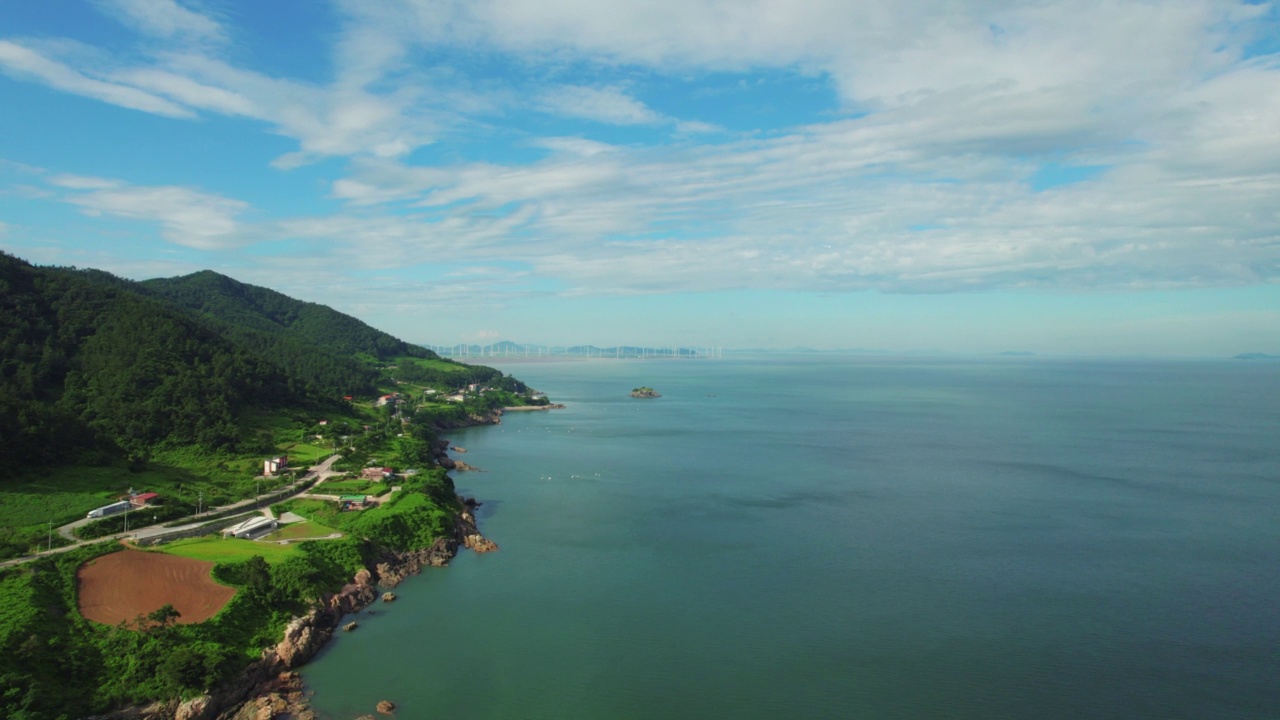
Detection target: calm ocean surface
<box><xmin>302</xmin><ymin>356</ymin><xmax>1280</xmax><ymax>719</ymax></box>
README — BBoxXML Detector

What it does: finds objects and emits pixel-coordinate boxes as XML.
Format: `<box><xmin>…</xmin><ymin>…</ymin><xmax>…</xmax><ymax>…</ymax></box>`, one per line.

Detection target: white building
<box><xmin>221</xmin><ymin>516</ymin><xmax>277</xmax><ymax>539</ymax></box>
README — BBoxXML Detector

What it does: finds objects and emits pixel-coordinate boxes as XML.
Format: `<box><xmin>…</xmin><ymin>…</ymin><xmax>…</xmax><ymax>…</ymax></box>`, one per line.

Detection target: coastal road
<box><xmin>3</xmin><ymin>455</ymin><xmax>344</xmax><ymax>569</ymax></box>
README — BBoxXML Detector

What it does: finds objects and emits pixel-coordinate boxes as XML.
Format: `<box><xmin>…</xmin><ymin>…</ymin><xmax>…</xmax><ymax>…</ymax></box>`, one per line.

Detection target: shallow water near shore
<box><xmin>302</xmin><ymin>355</ymin><xmax>1280</xmax><ymax>719</ymax></box>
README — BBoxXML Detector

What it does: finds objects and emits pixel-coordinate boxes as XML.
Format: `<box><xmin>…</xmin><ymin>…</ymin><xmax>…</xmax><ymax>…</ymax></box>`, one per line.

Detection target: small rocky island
<box><xmin>630</xmin><ymin>386</ymin><xmax>661</xmax><ymax>398</ymax></box>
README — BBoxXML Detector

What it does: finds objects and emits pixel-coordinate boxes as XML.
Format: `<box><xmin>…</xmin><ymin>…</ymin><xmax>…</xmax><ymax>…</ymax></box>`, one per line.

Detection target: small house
<box><xmin>264</xmin><ymin>456</ymin><xmax>289</xmax><ymax>476</ymax></box>
<box><xmin>340</xmin><ymin>495</ymin><xmax>368</xmax><ymax>511</ymax></box>
<box><xmin>130</xmin><ymin>492</ymin><xmax>159</xmax><ymax>508</ymax></box>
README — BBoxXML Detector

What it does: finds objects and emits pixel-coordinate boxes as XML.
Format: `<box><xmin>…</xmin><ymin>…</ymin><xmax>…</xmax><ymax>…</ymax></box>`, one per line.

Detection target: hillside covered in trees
<box><xmin>0</xmin><ymin>252</ymin><xmax>552</xmax><ymax>719</ymax></box>
<box><xmin>0</xmin><ymin>251</ymin><xmax>453</xmax><ymax>469</ymax></box>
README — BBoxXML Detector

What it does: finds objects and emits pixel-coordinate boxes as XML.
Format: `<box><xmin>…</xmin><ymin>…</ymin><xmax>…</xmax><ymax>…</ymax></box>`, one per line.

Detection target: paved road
<box><xmin>3</xmin><ymin>455</ymin><xmax>344</xmax><ymax>569</ymax></box>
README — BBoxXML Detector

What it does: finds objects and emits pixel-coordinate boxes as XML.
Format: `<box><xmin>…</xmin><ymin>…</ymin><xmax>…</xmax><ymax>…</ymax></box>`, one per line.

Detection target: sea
<box><xmin>301</xmin><ymin>355</ymin><xmax>1280</xmax><ymax>719</ymax></box>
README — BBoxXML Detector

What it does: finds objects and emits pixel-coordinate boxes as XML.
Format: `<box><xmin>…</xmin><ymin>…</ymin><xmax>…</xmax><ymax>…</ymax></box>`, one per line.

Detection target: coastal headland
<box><xmin>0</xmin><ymin>254</ymin><xmax>561</xmax><ymax>720</ymax></box>
<box><xmin>87</xmin><ymin>442</ymin><xmax>499</xmax><ymax>720</ymax></box>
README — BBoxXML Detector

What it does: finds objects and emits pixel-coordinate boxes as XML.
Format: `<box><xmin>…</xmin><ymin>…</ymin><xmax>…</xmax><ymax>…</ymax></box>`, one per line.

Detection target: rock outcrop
<box><xmin>465</xmin><ymin>534</ymin><xmax>500</xmax><ymax>553</ymax></box>
<box><xmin>458</xmin><ymin>510</ymin><xmax>500</xmax><ymax>554</ymax></box>
<box><xmin>375</xmin><ymin>535</ymin><xmax>458</xmax><ymax>587</ymax></box>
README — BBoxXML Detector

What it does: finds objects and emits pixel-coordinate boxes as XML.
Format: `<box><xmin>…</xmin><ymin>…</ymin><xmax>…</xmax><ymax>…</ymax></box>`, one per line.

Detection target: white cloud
<box><xmin>48</xmin><ymin>174</ymin><xmax>125</xmax><ymax>190</ymax></box>
<box><xmin>2</xmin><ymin>0</ymin><xmax>1272</xmax><ymax>170</ymax></box>
<box><xmin>318</xmin><ymin>69</ymin><xmax>1280</xmax><ymax>295</ymax></box>
<box><xmin>95</xmin><ymin>0</ymin><xmax>226</xmax><ymax>43</ymax></box>
<box><xmin>534</xmin><ymin>137</ymin><xmax>619</xmax><ymax>157</ymax></box>
<box><xmin>111</xmin><ymin>67</ymin><xmax>257</xmax><ymax>116</ymax></box>
<box><xmin>536</xmin><ymin>85</ymin><xmax>665</xmax><ymax>125</ymax></box>
<box><xmin>3</xmin><ymin>0</ymin><xmax>1278</xmax><ymax>302</ymax></box>
<box><xmin>152</xmin><ymin>53</ymin><xmax>438</xmax><ymax>167</ymax></box>
<box><xmin>0</xmin><ymin>40</ymin><xmax>194</xmax><ymax>117</ymax></box>
<box><xmin>64</xmin><ymin>184</ymin><xmax>250</xmax><ymax>250</ymax></box>
<box><xmin>675</xmin><ymin>120</ymin><xmax>721</xmax><ymax>134</ymax></box>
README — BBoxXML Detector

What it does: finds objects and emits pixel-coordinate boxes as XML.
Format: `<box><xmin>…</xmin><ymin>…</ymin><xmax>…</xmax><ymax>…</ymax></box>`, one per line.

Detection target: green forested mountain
<box><xmin>0</xmin><ymin>252</ymin><xmax>446</xmax><ymax>469</ymax></box>
<box><xmin>137</xmin><ymin>270</ymin><xmax>440</xmax><ymax>398</ymax></box>
<box><xmin>0</xmin><ymin>253</ymin><xmax>301</xmax><ymax>467</ymax></box>
<box><xmin>142</xmin><ymin>270</ymin><xmax>435</xmax><ymax>360</ymax></box>
<box><xmin>0</xmin><ymin>253</ymin><xmax>534</xmax><ymax>720</ymax></box>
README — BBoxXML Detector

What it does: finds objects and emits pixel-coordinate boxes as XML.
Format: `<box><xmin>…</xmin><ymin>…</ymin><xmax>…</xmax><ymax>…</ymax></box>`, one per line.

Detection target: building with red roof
<box><xmin>130</xmin><ymin>492</ymin><xmax>159</xmax><ymax>507</ymax></box>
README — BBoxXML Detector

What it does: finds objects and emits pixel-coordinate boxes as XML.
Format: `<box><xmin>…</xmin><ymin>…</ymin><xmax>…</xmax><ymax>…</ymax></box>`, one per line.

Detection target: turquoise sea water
<box><xmin>302</xmin><ymin>356</ymin><xmax>1280</xmax><ymax>719</ymax></box>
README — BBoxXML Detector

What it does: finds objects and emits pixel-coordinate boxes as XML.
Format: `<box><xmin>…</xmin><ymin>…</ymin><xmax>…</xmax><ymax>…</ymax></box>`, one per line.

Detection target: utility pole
<box><xmin>47</xmin><ymin>520</ymin><xmax>53</xmax><ymax>552</ymax></box>
<box><xmin>198</xmin><ymin>491</ymin><xmax>203</xmax><ymax>516</ymax></box>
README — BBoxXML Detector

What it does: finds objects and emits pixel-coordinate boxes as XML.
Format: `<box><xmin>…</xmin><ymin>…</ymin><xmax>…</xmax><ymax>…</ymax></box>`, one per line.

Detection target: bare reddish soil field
<box><xmin>77</xmin><ymin>549</ymin><xmax>236</xmax><ymax>626</ymax></box>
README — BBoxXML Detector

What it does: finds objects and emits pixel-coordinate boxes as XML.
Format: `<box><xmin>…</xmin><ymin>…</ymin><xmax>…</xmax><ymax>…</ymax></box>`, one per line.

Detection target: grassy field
<box><xmin>315</xmin><ymin>479</ymin><xmax>392</xmax><ymax>496</ymax></box>
<box><xmin>397</xmin><ymin>356</ymin><xmax>475</xmax><ymax>375</ymax></box>
<box><xmin>154</xmin><ymin>536</ymin><xmax>300</xmax><ymax>565</ymax></box>
<box><xmin>0</xmin><ymin>404</ymin><xmax>386</xmax><ymax>558</ymax></box>
<box><xmin>0</xmin><ymin>463</ymin><xmax>208</xmax><ymax>529</ymax></box>
<box><xmin>277</xmin><ymin>442</ymin><xmax>332</xmax><ymax>466</ymax></box>
<box><xmin>0</xmin><ymin>487</ymin><xmax>109</xmax><ymax>530</ymax></box>
<box><xmin>262</xmin><ymin>521</ymin><xmax>340</xmax><ymax>542</ymax></box>
<box><xmin>281</xmin><ymin>499</ymin><xmax>335</xmax><ymax>521</ymax></box>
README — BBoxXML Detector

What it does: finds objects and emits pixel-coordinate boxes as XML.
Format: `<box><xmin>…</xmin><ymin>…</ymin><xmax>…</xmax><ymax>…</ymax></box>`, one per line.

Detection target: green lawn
<box><xmin>418</xmin><ymin>401</ymin><xmax>458</xmax><ymax>411</ymax></box>
<box><xmin>315</xmin><ymin>479</ymin><xmax>391</xmax><ymax>496</ymax></box>
<box><xmin>281</xmin><ymin>499</ymin><xmax>337</xmax><ymax>521</ymax></box>
<box><xmin>262</xmin><ymin>521</ymin><xmax>340</xmax><ymax>542</ymax></box>
<box><xmin>154</xmin><ymin>535</ymin><xmax>299</xmax><ymax>564</ymax></box>
<box><xmin>0</xmin><ymin>488</ymin><xmax>108</xmax><ymax>530</ymax></box>
<box><xmin>0</xmin><ymin>401</ymin><xmax>391</xmax><ymax>560</ymax></box>
<box><xmin>397</xmin><ymin>356</ymin><xmax>473</xmax><ymax>374</ymax></box>
<box><xmin>0</xmin><ymin>463</ymin><xmax>209</xmax><ymax>529</ymax></box>
<box><xmin>277</xmin><ymin>442</ymin><xmax>332</xmax><ymax>466</ymax></box>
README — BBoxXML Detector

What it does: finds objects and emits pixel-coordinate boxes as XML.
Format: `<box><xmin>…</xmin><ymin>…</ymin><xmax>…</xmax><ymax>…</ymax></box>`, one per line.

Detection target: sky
<box><xmin>1</xmin><ymin>0</ymin><xmax>1278</xmax><ymax>356</ymax></box>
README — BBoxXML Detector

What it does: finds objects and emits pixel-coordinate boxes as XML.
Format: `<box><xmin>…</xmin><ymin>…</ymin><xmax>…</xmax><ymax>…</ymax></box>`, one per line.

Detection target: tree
<box><xmin>139</xmin><ymin>604</ymin><xmax>181</xmax><ymax>633</ymax></box>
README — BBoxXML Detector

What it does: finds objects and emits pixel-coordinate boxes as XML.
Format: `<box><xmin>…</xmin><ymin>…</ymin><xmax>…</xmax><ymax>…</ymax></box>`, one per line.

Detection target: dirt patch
<box><xmin>77</xmin><ymin>549</ymin><xmax>236</xmax><ymax>626</ymax></box>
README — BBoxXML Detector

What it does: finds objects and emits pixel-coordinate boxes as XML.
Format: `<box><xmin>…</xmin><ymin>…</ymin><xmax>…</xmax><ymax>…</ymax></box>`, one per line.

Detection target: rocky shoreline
<box><xmin>88</xmin><ymin>447</ymin><xmax>498</xmax><ymax>720</ymax></box>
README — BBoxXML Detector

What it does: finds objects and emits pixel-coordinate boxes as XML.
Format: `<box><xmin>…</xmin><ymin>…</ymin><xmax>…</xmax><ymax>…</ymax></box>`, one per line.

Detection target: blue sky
<box><xmin>1</xmin><ymin>0</ymin><xmax>1278</xmax><ymax>356</ymax></box>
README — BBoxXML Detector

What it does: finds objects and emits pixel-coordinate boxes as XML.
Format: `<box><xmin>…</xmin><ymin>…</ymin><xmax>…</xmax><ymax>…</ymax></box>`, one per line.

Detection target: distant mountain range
<box><xmin>1233</xmin><ymin>352</ymin><xmax>1280</xmax><ymax>360</ymax></box>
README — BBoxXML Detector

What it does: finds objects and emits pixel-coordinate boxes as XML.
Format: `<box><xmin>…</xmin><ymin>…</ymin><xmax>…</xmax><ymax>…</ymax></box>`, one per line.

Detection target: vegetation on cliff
<box><xmin>0</xmin><ymin>251</ymin><xmax>545</xmax><ymax>719</ymax></box>
<box><xmin>0</xmin><ymin>467</ymin><xmax>462</xmax><ymax>719</ymax></box>
<box><xmin>0</xmin><ymin>251</ymin><xmax>542</xmax><ymax>558</ymax></box>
